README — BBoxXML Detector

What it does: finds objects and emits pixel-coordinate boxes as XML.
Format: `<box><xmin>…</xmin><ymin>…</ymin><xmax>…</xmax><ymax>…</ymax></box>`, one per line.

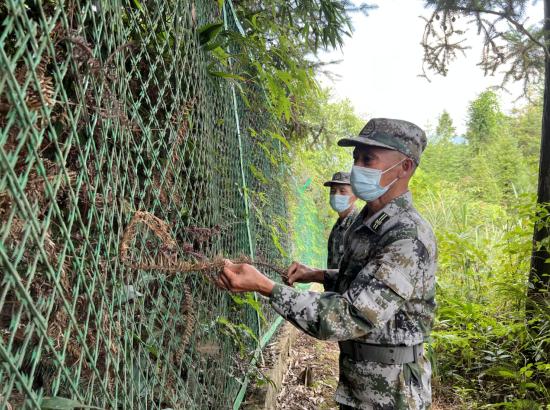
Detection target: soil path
<box><xmin>274</xmin><ymin>330</ymin><xmax>450</xmax><ymax>410</ymax></box>
<box><xmin>276</xmin><ymin>332</ymin><xmax>340</xmax><ymax>409</ymax></box>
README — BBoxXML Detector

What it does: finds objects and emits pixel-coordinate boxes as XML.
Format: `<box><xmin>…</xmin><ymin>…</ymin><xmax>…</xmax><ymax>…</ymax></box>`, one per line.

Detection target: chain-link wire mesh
<box><xmin>0</xmin><ymin>0</ymin><xmax>320</xmax><ymax>408</ymax></box>
<box><xmin>292</xmin><ymin>183</ymin><xmax>328</xmax><ymax>270</ymax></box>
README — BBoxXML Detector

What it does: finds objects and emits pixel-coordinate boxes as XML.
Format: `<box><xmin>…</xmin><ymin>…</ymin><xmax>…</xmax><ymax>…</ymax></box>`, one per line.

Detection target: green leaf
<box><xmin>41</xmin><ymin>397</ymin><xmax>101</xmax><ymax>410</ymax></box>
<box><xmin>497</xmin><ymin>369</ymin><xmax>517</xmax><ymax>379</ymax></box>
<box><xmin>235</xmin><ymin>83</ymin><xmax>251</xmax><ymax>108</ymax></box>
<box><xmin>203</xmin><ymin>40</ymin><xmax>224</xmax><ymax>52</ymax></box>
<box><xmin>257</xmin><ymin>142</ymin><xmax>277</xmax><ymax>165</ymax></box>
<box><xmin>270</xmin><ymin>226</ymin><xmax>287</xmax><ymax>258</ymax></box>
<box><xmin>217</xmin><ymin>316</ymin><xmax>231</xmax><ymax>327</ymax></box>
<box><xmin>230</xmin><ymin>294</ymin><xmax>246</xmax><ymax>306</ymax></box>
<box><xmin>131</xmin><ymin>332</ymin><xmax>158</xmax><ymax>359</ymax></box>
<box><xmin>269</xmin><ymin>131</ymin><xmax>290</xmax><ymax>150</ymax></box>
<box><xmin>198</xmin><ymin>22</ymin><xmax>224</xmax><ymax>46</ymax></box>
<box><xmin>236</xmin><ymin>323</ymin><xmax>259</xmax><ymax>343</ymax></box>
<box><xmin>217</xmin><ymin>317</ymin><xmax>259</xmax><ymax>344</ymax></box>
<box><xmin>249</xmin><ymin>164</ymin><xmax>268</xmax><ymax>184</ymax></box>
<box><xmin>132</xmin><ymin>0</ymin><xmax>143</xmax><ymax>12</ymax></box>
<box><xmin>523</xmin><ymin>382</ymin><xmax>542</xmax><ymax>390</ymax></box>
<box><xmin>230</xmin><ymin>293</ymin><xmax>267</xmax><ymax>324</ymax></box>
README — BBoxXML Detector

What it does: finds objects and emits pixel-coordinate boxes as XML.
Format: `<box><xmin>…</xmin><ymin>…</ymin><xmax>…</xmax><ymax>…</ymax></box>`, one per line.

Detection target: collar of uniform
<box><xmin>336</xmin><ymin>205</ymin><xmax>358</xmax><ymax>227</ymax></box>
<box><xmin>359</xmin><ymin>191</ymin><xmax>413</xmax><ymax>234</ymax></box>
<box><xmin>343</xmin><ymin>206</ymin><xmax>359</xmax><ymax>224</ymax></box>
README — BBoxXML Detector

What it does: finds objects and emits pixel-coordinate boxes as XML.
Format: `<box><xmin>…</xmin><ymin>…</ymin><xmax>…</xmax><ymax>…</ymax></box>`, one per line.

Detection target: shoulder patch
<box><xmin>371</xmin><ymin>212</ymin><xmax>390</xmax><ymax>233</ymax></box>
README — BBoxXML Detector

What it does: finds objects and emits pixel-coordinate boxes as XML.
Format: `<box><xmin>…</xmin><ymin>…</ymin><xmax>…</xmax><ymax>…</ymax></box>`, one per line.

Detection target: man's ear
<box><xmin>400</xmin><ymin>158</ymin><xmax>415</xmax><ymax>177</ymax></box>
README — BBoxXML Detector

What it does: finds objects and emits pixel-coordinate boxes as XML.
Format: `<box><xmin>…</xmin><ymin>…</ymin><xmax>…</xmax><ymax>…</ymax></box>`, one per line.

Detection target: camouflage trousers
<box><xmin>335</xmin><ymin>352</ymin><xmax>432</xmax><ymax>410</ymax></box>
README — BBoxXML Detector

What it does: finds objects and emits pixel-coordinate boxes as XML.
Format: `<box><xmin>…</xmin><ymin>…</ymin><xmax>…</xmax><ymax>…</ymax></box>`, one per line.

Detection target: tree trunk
<box><xmin>528</xmin><ymin>0</ymin><xmax>550</xmax><ymax>299</ymax></box>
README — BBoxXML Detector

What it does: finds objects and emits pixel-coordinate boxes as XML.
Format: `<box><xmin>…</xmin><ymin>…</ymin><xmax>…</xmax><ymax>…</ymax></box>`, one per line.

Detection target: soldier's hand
<box><xmin>215</xmin><ymin>259</ymin><xmax>275</xmax><ymax>296</ymax></box>
<box><xmin>286</xmin><ymin>261</ymin><xmax>324</xmax><ymax>286</ymax></box>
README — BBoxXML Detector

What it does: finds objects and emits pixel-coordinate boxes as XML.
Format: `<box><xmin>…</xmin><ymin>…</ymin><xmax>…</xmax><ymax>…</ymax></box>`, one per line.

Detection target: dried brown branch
<box><xmin>155</xmin><ymin>96</ymin><xmax>198</xmax><ymax>206</ymax></box>
<box><xmin>104</xmin><ymin>41</ymin><xmax>136</xmax><ymax>70</ymax></box>
<box><xmin>119</xmin><ymin>211</ymin><xmax>177</xmax><ymax>266</ymax></box>
<box><xmin>245</xmin><ymin>258</ymin><xmax>289</xmax><ymax>282</ymax></box>
<box><xmin>56</xmin><ymin>36</ymin><xmax>94</xmax><ymax>58</ymax></box>
<box><xmin>173</xmin><ymin>284</ymin><xmax>195</xmax><ymax>363</ymax></box>
<box><xmin>119</xmin><ymin>211</ymin><xmax>288</xmax><ymax>281</ymax></box>
<box><xmin>55</xmin><ymin>35</ymin><xmax>136</xmax><ymax>130</ymax></box>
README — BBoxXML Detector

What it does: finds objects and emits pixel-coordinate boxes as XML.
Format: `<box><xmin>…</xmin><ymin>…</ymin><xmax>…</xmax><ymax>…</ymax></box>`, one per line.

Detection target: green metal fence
<box><xmin>0</xmin><ymin>0</ymin><xmax>307</xmax><ymax>408</ymax></box>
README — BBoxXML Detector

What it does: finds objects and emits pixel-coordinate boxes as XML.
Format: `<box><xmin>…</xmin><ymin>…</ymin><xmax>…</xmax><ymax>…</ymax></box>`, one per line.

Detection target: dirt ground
<box><xmin>254</xmin><ymin>327</ymin><xmax>452</xmax><ymax>410</ymax></box>
<box><xmin>275</xmin><ymin>332</ymin><xmax>340</xmax><ymax>410</ymax></box>
<box><xmin>243</xmin><ymin>287</ymin><xmax>454</xmax><ymax>409</ymax></box>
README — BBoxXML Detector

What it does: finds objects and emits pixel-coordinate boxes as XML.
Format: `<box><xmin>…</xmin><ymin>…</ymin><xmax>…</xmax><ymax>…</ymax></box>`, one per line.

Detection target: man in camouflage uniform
<box><xmin>216</xmin><ymin>118</ymin><xmax>437</xmax><ymax>410</ymax></box>
<box><xmin>325</xmin><ymin>171</ymin><xmax>359</xmax><ymax>272</ymax></box>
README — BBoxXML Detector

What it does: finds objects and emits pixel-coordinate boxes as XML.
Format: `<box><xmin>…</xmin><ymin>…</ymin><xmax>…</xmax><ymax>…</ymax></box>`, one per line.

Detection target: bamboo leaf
<box><xmin>132</xmin><ymin>0</ymin><xmax>143</xmax><ymax>12</ymax></box>
<box><xmin>198</xmin><ymin>22</ymin><xmax>224</xmax><ymax>45</ymax></box>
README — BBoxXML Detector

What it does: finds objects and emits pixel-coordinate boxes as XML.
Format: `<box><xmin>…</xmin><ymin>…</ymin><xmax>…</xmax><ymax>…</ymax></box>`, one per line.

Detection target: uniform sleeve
<box><xmin>327</xmin><ymin>240</ymin><xmax>331</xmax><ymax>269</ymax></box>
<box><xmin>269</xmin><ymin>238</ymin><xmax>428</xmax><ymax>341</ymax></box>
<box><xmin>323</xmin><ymin>269</ymin><xmax>339</xmax><ymax>291</ymax></box>
<box><xmin>327</xmin><ymin>226</ymin><xmax>335</xmax><ymax>269</ymax></box>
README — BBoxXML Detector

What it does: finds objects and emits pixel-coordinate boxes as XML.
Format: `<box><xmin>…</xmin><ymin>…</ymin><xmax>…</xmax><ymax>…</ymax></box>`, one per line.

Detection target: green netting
<box><xmin>0</xmin><ymin>0</ymin><xmax>309</xmax><ymax>408</ymax></box>
<box><xmin>292</xmin><ymin>181</ymin><xmax>327</xmax><ymax>269</ymax></box>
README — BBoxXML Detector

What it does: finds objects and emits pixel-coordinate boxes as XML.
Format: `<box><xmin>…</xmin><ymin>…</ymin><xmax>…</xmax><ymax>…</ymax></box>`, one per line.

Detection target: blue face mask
<box><xmin>350</xmin><ymin>159</ymin><xmax>405</xmax><ymax>201</ymax></box>
<box><xmin>329</xmin><ymin>194</ymin><xmax>351</xmax><ymax>213</ymax></box>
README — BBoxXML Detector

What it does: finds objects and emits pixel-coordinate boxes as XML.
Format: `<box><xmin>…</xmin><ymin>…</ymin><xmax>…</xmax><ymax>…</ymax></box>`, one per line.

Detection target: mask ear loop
<box><xmin>381</xmin><ymin>157</ymin><xmax>407</xmax><ymax>188</ymax></box>
<box><xmin>381</xmin><ymin>157</ymin><xmax>407</xmax><ymax>174</ymax></box>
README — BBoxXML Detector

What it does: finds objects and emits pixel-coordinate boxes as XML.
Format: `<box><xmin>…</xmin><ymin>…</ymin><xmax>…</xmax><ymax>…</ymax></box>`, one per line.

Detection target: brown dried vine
<box><xmin>155</xmin><ymin>96</ymin><xmax>199</xmax><ymax>206</ymax></box>
<box><xmin>173</xmin><ymin>284</ymin><xmax>195</xmax><ymax>363</ymax></box>
<box><xmin>119</xmin><ymin>211</ymin><xmax>287</xmax><ymax>279</ymax></box>
<box><xmin>0</xmin><ymin>159</ymin><xmax>78</xmax><ymax>220</ymax></box>
<box><xmin>119</xmin><ymin>211</ymin><xmax>226</xmax><ymax>276</ymax></box>
<box><xmin>56</xmin><ymin>36</ymin><xmax>137</xmax><ymax>130</ymax></box>
<box><xmin>0</xmin><ymin>53</ymin><xmax>55</xmax><ymax>150</ymax></box>
<box><xmin>118</xmin><ymin>211</ymin><xmax>288</xmax><ymax>372</ymax></box>
<box><xmin>3</xmin><ymin>55</ymin><xmax>56</xmax><ymax>113</ymax></box>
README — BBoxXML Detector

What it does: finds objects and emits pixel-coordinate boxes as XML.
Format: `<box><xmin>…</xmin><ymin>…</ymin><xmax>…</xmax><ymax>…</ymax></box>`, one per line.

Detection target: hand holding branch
<box><xmin>215</xmin><ymin>260</ymin><xmax>275</xmax><ymax>296</ymax></box>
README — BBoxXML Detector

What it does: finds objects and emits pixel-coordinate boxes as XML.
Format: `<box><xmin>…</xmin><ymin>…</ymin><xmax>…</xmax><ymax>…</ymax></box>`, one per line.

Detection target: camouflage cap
<box><xmin>323</xmin><ymin>171</ymin><xmax>351</xmax><ymax>187</ymax></box>
<box><xmin>338</xmin><ymin>118</ymin><xmax>427</xmax><ymax>164</ymax></box>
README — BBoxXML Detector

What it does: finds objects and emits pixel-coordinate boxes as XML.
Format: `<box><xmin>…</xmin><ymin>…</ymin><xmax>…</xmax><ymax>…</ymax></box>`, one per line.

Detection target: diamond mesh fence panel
<box><xmin>0</xmin><ymin>0</ymin><xmax>311</xmax><ymax>408</ymax></box>
<box><xmin>292</xmin><ymin>183</ymin><xmax>327</xmax><ymax>270</ymax></box>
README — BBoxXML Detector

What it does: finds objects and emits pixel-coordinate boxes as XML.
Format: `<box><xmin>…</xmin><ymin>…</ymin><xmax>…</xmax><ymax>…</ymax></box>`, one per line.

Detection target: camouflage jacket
<box><xmin>327</xmin><ymin>207</ymin><xmax>359</xmax><ymax>270</ymax></box>
<box><xmin>270</xmin><ymin>191</ymin><xmax>437</xmax><ymax>409</ymax></box>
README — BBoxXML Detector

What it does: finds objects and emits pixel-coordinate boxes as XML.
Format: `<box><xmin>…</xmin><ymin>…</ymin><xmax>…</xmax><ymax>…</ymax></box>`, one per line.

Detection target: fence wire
<box><xmin>0</xmin><ymin>0</ymin><xmax>304</xmax><ymax>408</ymax></box>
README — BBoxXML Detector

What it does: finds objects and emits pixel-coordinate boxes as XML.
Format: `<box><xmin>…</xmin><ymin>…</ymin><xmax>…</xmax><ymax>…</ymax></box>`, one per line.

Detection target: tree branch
<box><xmin>452</xmin><ymin>6</ymin><xmax>548</xmax><ymax>55</ymax></box>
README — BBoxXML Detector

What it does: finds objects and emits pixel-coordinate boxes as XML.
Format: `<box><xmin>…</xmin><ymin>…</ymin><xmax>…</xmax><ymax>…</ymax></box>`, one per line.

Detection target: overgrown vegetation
<box><xmin>413</xmin><ymin>90</ymin><xmax>549</xmax><ymax>408</ymax></box>
<box><xmin>292</xmin><ymin>87</ymin><xmax>549</xmax><ymax>407</ymax></box>
<box><xmin>421</xmin><ymin>0</ymin><xmax>550</xmax><ymax>347</ymax></box>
